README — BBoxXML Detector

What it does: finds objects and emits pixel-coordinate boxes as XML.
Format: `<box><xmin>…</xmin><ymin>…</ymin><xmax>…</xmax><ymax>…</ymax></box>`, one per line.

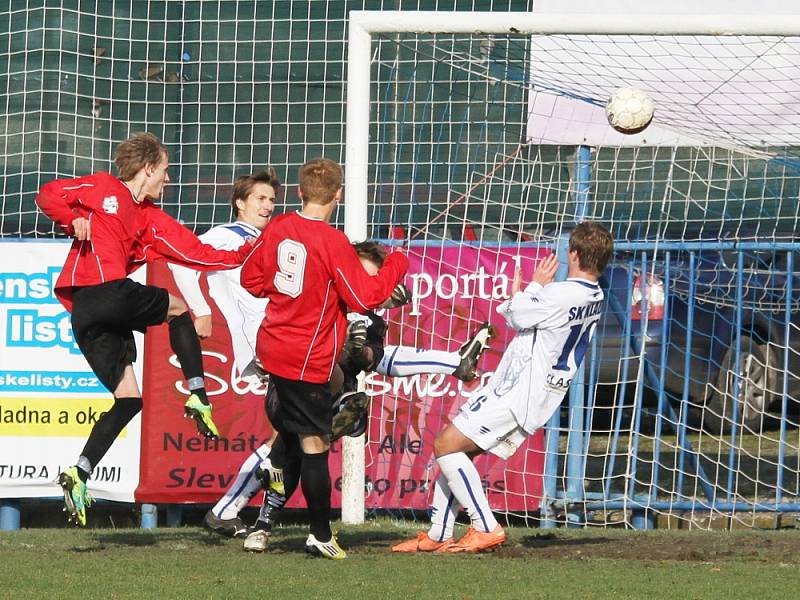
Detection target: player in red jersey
<box><xmin>240</xmin><ymin>158</ymin><xmax>408</xmax><ymax>559</ymax></box>
<box><xmin>35</xmin><ymin>132</ymin><xmax>251</xmax><ymax>526</ymax></box>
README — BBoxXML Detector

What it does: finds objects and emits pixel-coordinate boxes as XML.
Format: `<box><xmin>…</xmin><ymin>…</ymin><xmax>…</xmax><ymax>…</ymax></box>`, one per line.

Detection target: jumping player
<box><xmin>35</xmin><ymin>132</ymin><xmax>252</xmax><ymax>526</ymax></box>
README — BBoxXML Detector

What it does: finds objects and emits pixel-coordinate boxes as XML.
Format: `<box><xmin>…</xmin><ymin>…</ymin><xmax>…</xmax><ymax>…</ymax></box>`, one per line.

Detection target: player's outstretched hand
<box><xmin>381</xmin><ymin>283</ymin><xmax>412</xmax><ymax>309</ymax></box>
<box><xmin>532</xmin><ymin>253</ymin><xmax>558</xmax><ymax>286</ymax></box>
<box><xmin>511</xmin><ymin>262</ymin><xmax>523</xmax><ymax>296</ymax></box>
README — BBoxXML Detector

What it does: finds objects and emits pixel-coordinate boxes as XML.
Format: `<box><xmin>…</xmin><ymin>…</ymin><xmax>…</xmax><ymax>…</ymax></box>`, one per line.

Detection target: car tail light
<box><xmin>631</xmin><ymin>273</ymin><xmax>664</xmax><ymax>320</ymax></box>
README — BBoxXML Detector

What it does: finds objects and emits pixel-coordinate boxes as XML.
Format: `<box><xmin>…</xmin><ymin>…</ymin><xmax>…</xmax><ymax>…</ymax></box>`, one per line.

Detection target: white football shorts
<box><xmin>451</xmin><ymin>388</ymin><xmax>528</xmax><ymax>461</ymax></box>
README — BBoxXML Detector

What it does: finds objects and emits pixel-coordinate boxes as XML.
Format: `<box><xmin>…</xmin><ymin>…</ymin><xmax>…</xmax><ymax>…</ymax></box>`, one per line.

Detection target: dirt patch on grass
<box><xmin>502</xmin><ymin>531</ymin><xmax>800</xmax><ymax>563</ymax></box>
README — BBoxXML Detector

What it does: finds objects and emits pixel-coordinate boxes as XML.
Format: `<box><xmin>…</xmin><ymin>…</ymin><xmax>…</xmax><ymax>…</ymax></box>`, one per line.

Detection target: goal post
<box><xmin>343</xmin><ymin>11</ymin><xmax>800</xmax><ymax>526</ymax></box>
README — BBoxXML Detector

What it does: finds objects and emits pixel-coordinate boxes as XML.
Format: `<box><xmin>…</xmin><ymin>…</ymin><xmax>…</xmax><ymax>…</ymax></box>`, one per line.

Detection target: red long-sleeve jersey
<box><xmin>240</xmin><ymin>211</ymin><xmax>408</xmax><ymax>384</ymax></box>
<box><xmin>36</xmin><ymin>171</ymin><xmax>250</xmax><ymax>311</ymax></box>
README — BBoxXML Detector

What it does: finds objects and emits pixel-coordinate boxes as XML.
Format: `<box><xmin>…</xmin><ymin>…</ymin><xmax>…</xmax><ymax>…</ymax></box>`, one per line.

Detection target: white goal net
<box><xmin>346</xmin><ymin>12</ymin><xmax>800</xmax><ymax>529</ymax></box>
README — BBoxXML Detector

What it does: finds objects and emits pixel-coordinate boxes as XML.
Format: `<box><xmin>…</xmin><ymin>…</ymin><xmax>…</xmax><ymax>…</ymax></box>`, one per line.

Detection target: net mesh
<box><xmin>5</xmin><ymin>2</ymin><xmax>800</xmax><ymax>527</ymax></box>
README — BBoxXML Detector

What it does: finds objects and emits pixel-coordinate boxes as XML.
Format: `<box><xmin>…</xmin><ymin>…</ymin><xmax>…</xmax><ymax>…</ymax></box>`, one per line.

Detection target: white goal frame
<box><xmin>340</xmin><ymin>10</ymin><xmax>800</xmax><ymax>524</ymax></box>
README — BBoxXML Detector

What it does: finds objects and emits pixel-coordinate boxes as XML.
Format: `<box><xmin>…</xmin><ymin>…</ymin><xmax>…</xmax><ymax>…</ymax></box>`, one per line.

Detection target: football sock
<box><xmin>254</xmin><ymin>456</ymin><xmax>299</xmax><ymax>531</ymax></box>
<box><xmin>427</xmin><ymin>473</ymin><xmax>461</xmax><ymax>542</ymax></box>
<box><xmin>301</xmin><ymin>450</ymin><xmax>332</xmax><ymax>541</ymax></box>
<box><xmin>79</xmin><ymin>396</ymin><xmax>143</xmax><ymax>477</ymax></box>
<box><xmin>75</xmin><ymin>456</ymin><xmax>93</xmax><ymax>483</ymax></box>
<box><xmin>168</xmin><ymin>312</ymin><xmax>208</xmax><ymax>404</ymax></box>
<box><xmin>212</xmin><ymin>443</ymin><xmax>271</xmax><ymax>520</ymax></box>
<box><xmin>376</xmin><ymin>345</ymin><xmax>459</xmax><ymax>377</ymax></box>
<box><xmin>269</xmin><ymin>434</ymin><xmax>287</xmax><ymax>469</ymax></box>
<box><xmin>436</xmin><ymin>452</ymin><xmax>498</xmax><ymax>533</ymax></box>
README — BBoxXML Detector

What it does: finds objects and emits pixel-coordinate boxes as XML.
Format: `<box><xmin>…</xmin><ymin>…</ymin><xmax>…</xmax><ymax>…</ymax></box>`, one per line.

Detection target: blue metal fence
<box><xmin>544</xmin><ymin>242</ymin><xmax>800</xmax><ymax>527</ymax></box>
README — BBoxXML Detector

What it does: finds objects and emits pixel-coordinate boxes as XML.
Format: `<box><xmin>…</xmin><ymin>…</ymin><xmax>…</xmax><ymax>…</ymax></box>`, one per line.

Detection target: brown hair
<box><xmin>231</xmin><ymin>168</ymin><xmax>281</xmax><ymax>217</ymax></box>
<box><xmin>569</xmin><ymin>221</ymin><xmax>614</xmax><ymax>276</ymax></box>
<box><xmin>298</xmin><ymin>158</ymin><xmax>343</xmax><ymax>205</ymax></box>
<box><xmin>114</xmin><ymin>132</ymin><xmax>167</xmax><ymax>181</ymax></box>
<box><xmin>352</xmin><ymin>241</ymin><xmax>386</xmax><ymax>268</ymax></box>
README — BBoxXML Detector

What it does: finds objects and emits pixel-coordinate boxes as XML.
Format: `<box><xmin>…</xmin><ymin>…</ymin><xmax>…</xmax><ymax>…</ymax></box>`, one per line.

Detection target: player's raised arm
<box><xmin>330</xmin><ymin>237</ymin><xmax>409</xmax><ymax>312</ymax></box>
<box><xmin>498</xmin><ymin>253</ymin><xmax>559</xmax><ymax>331</ymax></box>
<box><xmin>35</xmin><ymin>173</ymin><xmax>103</xmax><ymax>237</ymax></box>
<box><xmin>139</xmin><ymin>205</ymin><xmax>252</xmax><ymax>271</ymax></box>
<box><xmin>169</xmin><ymin>264</ymin><xmax>212</xmax><ymax>315</ymax></box>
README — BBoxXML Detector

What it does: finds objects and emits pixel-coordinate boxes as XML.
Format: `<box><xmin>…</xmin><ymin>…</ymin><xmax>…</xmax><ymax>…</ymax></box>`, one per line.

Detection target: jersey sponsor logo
<box><xmin>102</xmin><ymin>195</ymin><xmax>118</xmax><ymax>214</ymax></box>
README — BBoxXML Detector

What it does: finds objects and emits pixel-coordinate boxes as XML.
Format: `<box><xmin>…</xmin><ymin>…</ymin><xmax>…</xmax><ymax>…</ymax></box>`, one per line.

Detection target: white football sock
<box><xmin>436</xmin><ymin>452</ymin><xmax>498</xmax><ymax>533</ymax></box>
<box><xmin>377</xmin><ymin>345</ymin><xmax>459</xmax><ymax>377</ymax></box>
<box><xmin>212</xmin><ymin>443</ymin><xmax>271</xmax><ymax>520</ymax></box>
<box><xmin>426</xmin><ymin>473</ymin><xmax>460</xmax><ymax>542</ymax></box>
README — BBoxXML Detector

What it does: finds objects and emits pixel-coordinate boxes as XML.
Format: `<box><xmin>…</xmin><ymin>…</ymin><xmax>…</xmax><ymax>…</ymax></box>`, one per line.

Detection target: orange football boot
<box><xmin>446</xmin><ymin>525</ymin><xmax>506</xmax><ymax>553</ymax></box>
<box><xmin>391</xmin><ymin>531</ymin><xmax>455</xmax><ymax>553</ymax></box>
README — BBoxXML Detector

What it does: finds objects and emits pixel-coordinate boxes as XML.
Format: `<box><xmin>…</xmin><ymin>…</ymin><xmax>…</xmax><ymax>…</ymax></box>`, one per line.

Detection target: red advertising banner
<box><xmin>136</xmin><ymin>262</ymin><xmax>274</xmax><ymax>504</ymax></box>
<box><xmin>136</xmin><ymin>244</ymin><xmax>549</xmax><ymax>512</ymax></box>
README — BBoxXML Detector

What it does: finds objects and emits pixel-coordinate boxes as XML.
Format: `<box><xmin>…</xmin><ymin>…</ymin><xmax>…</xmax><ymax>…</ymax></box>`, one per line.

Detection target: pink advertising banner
<box><xmin>137</xmin><ymin>244</ymin><xmax>549</xmax><ymax>513</ymax></box>
<box><xmin>364</xmin><ymin>243</ymin><xmax>550</xmax><ymax>511</ymax></box>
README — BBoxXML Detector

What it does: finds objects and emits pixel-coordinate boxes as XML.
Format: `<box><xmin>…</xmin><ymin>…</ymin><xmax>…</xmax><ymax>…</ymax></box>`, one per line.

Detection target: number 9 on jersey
<box><xmin>274</xmin><ymin>239</ymin><xmax>307</xmax><ymax>297</ymax></box>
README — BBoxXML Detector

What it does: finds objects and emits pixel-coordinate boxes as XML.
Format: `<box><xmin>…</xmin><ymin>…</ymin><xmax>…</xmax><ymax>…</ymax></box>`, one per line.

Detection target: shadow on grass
<box><xmin>518</xmin><ymin>533</ymin><xmax>612</xmax><ymax>549</ymax></box>
<box><xmin>86</xmin><ymin>529</ymin><xmax>227</xmax><ymax>548</ymax></box>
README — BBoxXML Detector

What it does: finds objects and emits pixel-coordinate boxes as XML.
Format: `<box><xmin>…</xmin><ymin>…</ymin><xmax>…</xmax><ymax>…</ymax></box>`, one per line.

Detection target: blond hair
<box><xmin>298</xmin><ymin>158</ymin><xmax>343</xmax><ymax>205</ymax></box>
<box><xmin>114</xmin><ymin>132</ymin><xmax>167</xmax><ymax>181</ymax></box>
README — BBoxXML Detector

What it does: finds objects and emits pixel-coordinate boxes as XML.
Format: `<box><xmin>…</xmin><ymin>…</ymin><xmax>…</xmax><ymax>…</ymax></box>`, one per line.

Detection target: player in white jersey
<box><xmin>392</xmin><ymin>221</ymin><xmax>614</xmax><ymax>554</ymax></box>
<box><xmin>170</xmin><ymin>169</ymin><xmax>279</xmax><ymax>384</ymax></box>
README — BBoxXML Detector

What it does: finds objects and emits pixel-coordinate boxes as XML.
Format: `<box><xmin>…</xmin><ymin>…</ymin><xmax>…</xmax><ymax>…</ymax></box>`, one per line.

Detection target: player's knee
<box><xmin>433</xmin><ymin>431</ymin><xmax>450</xmax><ymax>458</ymax></box>
<box><xmin>166</xmin><ymin>294</ymin><xmax>189</xmax><ymax>321</ymax></box>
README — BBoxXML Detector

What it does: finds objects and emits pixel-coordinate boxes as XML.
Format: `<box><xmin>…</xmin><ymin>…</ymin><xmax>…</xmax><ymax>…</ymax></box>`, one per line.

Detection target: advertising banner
<box><xmin>135</xmin><ymin>262</ymin><xmax>274</xmax><ymax>504</ymax></box>
<box><xmin>0</xmin><ymin>240</ymin><xmax>142</xmax><ymax>501</ymax></box>
<box><xmin>137</xmin><ymin>244</ymin><xmax>548</xmax><ymax>512</ymax></box>
<box><xmin>364</xmin><ymin>244</ymin><xmax>549</xmax><ymax>511</ymax></box>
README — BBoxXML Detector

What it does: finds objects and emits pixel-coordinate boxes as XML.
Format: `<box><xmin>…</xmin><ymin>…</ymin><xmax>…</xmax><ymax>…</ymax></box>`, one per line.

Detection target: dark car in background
<box><xmin>592</xmin><ymin>243</ymin><xmax>800</xmax><ymax>432</ymax></box>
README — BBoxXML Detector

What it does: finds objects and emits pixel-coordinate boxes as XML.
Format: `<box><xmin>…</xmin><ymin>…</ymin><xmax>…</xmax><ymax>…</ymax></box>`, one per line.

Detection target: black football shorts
<box><xmin>266</xmin><ymin>373</ymin><xmax>335</xmax><ymax>436</ymax></box>
<box><xmin>71</xmin><ymin>278</ymin><xmax>169</xmax><ymax>393</ymax></box>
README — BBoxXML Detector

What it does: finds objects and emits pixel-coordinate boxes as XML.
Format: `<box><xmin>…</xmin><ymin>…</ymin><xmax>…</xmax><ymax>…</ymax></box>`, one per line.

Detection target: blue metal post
<box><xmin>575</xmin><ymin>146</ymin><xmax>592</xmax><ymax>223</ymax></box>
<box><xmin>166</xmin><ymin>505</ymin><xmax>183</xmax><ymax>528</ymax></box>
<box><xmin>562</xmin><ymin>145</ymin><xmax>592</xmax><ymax>526</ymax></box>
<box><xmin>0</xmin><ymin>501</ymin><xmax>21</xmax><ymax>530</ymax></box>
<box><xmin>604</xmin><ymin>266</ymin><xmax>635</xmax><ymax>499</ymax></box>
<box><xmin>676</xmin><ymin>253</ymin><xmax>697</xmax><ymax>497</ymax></box>
<box><xmin>541</xmin><ymin>234</ymin><xmax>572</xmax><ymax>528</ymax></box>
<box><xmin>141</xmin><ymin>503</ymin><xmax>158</xmax><ymax>529</ymax></box>
<box><xmin>777</xmin><ymin>251</ymin><xmax>793</xmax><ymax>501</ymax></box>
<box><xmin>627</xmin><ymin>252</ymin><xmax>648</xmax><ymax>528</ymax></box>
<box><xmin>650</xmin><ymin>253</ymin><xmax>671</xmax><ymax>501</ymax></box>
<box><xmin>726</xmin><ymin>252</ymin><xmax>745</xmax><ymax>501</ymax></box>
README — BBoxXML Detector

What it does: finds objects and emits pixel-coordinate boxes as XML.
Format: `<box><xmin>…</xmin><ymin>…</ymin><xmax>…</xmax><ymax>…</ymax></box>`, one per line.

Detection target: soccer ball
<box><xmin>605</xmin><ymin>86</ymin><xmax>655</xmax><ymax>134</ymax></box>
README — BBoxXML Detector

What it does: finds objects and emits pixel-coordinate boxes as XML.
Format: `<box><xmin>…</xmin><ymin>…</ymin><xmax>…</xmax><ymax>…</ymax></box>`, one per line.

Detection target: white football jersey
<box><xmin>491</xmin><ymin>277</ymin><xmax>604</xmax><ymax>434</ymax></box>
<box><xmin>170</xmin><ymin>221</ymin><xmax>267</xmax><ymax>379</ymax></box>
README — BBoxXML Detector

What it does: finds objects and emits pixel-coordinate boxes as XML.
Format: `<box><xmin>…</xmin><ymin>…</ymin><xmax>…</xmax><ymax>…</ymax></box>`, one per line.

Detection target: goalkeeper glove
<box><xmin>342</xmin><ymin>320</ymin><xmax>368</xmax><ymax>361</ymax></box>
<box><xmin>381</xmin><ymin>283</ymin><xmax>412</xmax><ymax>309</ymax></box>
